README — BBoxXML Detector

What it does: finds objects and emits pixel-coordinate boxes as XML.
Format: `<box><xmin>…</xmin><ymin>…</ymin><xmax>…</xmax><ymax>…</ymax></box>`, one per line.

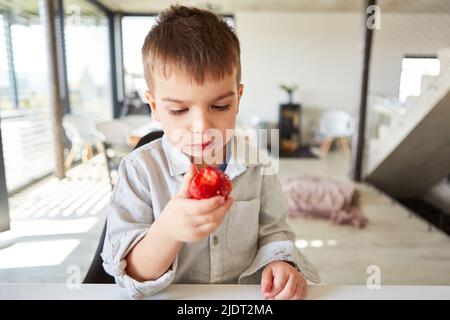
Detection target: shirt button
<box><xmin>213</xmin><ymin>236</ymin><xmax>219</xmax><ymax>246</ymax></box>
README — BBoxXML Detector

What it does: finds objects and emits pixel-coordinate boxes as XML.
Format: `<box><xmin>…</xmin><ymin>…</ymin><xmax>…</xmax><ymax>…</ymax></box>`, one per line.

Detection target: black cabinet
<box><xmin>278</xmin><ymin>103</ymin><xmax>301</xmax><ymax>154</ymax></box>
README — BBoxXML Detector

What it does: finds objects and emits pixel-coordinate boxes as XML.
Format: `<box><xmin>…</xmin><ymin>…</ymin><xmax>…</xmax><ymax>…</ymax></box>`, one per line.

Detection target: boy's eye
<box><xmin>211</xmin><ymin>104</ymin><xmax>231</xmax><ymax>111</ymax></box>
<box><xmin>169</xmin><ymin>108</ymin><xmax>188</xmax><ymax>116</ymax></box>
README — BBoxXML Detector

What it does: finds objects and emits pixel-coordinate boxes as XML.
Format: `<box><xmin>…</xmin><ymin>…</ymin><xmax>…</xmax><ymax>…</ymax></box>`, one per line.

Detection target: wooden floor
<box><xmin>279</xmin><ymin>150</ymin><xmax>450</xmax><ymax>285</ymax></box>
<box><xmin>1</xmin><ymin>150</ymin><xmax>450</xmax><ymax>285</ymax></box>
<box><xmin>9</xmin><ymin>156</ymin><xmax>111</xmax><ymax>222</ymax></box>
<box><xmin>0</xmin><ymin>155</ymin><xmax>110</xmax><ymax>282</ymax></box>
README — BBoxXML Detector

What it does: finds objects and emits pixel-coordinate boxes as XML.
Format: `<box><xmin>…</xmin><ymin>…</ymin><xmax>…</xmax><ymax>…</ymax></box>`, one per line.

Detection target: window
<box><xmin>64</xmin><ymin>0</ymin><xmax>112</xmax><ymax>121</ymax></box>
<box><xmin>0</xmin><ymin>0</ymin><xmax>55</xmax><ymax>192</ymax></box>
<box><xmin>0</xmin><ymin>14</ymin><xmax>13</xmax><ymax>110</ymax></box>
<box><xmin>121</xmin><ymin>16</ymin><xmax>157</xmax><ymax>108</ymax></box>
<box><xmin>399</xmin><ymin>56</ymin><xmax>440</xmax><ymax>103</ymax></box>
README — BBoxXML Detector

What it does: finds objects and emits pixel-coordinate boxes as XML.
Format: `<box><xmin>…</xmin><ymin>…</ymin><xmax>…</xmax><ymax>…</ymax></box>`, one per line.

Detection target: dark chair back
<box><xmin>83</xmin><ymin>130</ymin><xmax>164</xmax><ymax>283</ymax></box>
<box><xmin>134</xmin><ymin>130</ymin><xmax>164</xmax><ymax>149</ymax></box>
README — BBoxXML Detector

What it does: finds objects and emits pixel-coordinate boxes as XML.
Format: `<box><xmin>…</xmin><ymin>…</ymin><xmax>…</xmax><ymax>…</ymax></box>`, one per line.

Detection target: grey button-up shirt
<box><xmin>101</xmin><ymin>134</ymin><xmax>320</xmax><ymax>299</ymax></box>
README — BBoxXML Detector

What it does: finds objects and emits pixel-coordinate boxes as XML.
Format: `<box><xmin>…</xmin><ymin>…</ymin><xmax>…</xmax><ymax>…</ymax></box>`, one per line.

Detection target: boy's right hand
<box><xmin>158</xmin><ymin>163</ymin><xmax>234</xmax><ymax>242</ymax></box>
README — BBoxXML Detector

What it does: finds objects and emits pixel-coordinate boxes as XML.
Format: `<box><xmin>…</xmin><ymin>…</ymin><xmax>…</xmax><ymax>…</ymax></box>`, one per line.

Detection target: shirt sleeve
<box><xmin>238</xmin><ymin>168</ymin><xmax>321</xmax><ymax>284</ymax></box>
<box><xmin>100</xmin><ymin>156</ymin><xmax>177</xmax><ymax>299</ymax></box>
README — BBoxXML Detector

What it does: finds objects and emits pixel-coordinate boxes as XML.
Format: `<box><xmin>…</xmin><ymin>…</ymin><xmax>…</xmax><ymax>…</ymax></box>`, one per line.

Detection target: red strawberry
<box><xmin>188</xmin><ymin>166</ymin><xmax>232</xmax><ymax>200</ymax></box>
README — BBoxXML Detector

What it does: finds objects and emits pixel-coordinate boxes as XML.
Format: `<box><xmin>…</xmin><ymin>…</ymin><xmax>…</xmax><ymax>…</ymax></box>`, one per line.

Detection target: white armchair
<box><xmin>95</xmin><ymin>120</ymin><xmax>133</xmax><ymax>187</ymax></box>
<box><xmin>318</xmin><ymin>110</ymin><xmax>354</xmax><ymax>156</ymax></box>
<box><xmin>62</xmin><ymin>114</ymin><xmax>99</xmax><ymax>169</ymax></box>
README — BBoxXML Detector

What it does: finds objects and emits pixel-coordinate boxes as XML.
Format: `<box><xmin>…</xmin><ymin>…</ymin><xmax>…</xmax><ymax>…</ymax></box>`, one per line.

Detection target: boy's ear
<box><xmin>236</xmin><ymin>83</ymin><xmax>244</xmax><ymax>114</ymax></box>
<box><xmin>145</xmin><ymin>90</ymin><xmax>160</xmax><ymax>121</ymax></box>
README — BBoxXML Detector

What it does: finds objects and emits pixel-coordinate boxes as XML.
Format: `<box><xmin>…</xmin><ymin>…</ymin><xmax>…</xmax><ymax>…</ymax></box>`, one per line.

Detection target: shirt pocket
<box><xmin>226</xmin><ymin>198</ymin><xmax>260</xmax><ymax>255</ymax></box>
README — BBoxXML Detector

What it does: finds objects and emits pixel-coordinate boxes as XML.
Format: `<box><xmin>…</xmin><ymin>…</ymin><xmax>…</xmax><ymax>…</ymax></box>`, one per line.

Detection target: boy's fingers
<box><xmin>268</xmin><ymin>270</ymin><xmax>288</xmax><ymax>298</ymax></box>
<box><xmin>195</xmin><ymin>218</ymin><xmax>225</xmax><ymax>235</ymax></box>
<box><xmin>191</xmin><ymin>197</ymin><xmax>234</xmax><ymax>226</ymax></box>
<box><xmin>188</xmin><ymin>196</ymin><xmax>230</xmax><ymax>215</ymax></box>
<box><xmin>261</xmin><ymin>266</ymin><xmax>273</xmax><ymax>295</ymax></box>
<box><xmin>207</xmin><ymin>196</ymin><xmax>234</xmax><ymax>217</ymax></box>
<box><xmin>274</xmin><ymin>274</ymin><xmax>297</xmax><ymax>300</ymax></box>
<box><xmin>193</xmin><ymin>198</ymin><xmax>234</xmax><ymax>235</ymax></box>
<box><xmin>177</xmin><ymin>164</ymin><xmax>198</xmax><ymax>197</ymax></box>
<box><xmin>296</xmin><ymin>282</ymin><xmax>307</xmax><ymax>300</ymax></box>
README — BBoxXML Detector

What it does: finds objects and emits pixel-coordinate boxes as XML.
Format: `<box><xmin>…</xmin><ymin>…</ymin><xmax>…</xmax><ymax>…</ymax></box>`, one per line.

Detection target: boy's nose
<box><xmin>191</xmin><ymin>113</ymin><xmax>211</xmax><ymax>134</ymax></box>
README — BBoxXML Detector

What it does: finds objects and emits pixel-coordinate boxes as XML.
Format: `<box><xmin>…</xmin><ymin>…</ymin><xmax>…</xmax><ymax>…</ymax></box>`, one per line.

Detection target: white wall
<box><xmin>235</xmin><ymin>11</ymin><xmax>450</xmax><ymax>144</ymax></box>
<box><xmin>370</xmin><ymin>13</ymin><xmax>450</xmax><ymax>98</ymax></box>
<box><xmin>235</xmin><ymin>11</ymin><xmax>360</xmax><ymax>143</ymax></box>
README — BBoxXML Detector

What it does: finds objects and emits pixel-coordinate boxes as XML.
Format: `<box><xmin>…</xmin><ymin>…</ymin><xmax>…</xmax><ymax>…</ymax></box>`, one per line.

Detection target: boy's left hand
<box><xmin>261</xmin><ymin>261</ymin><xmax>307</xmax><ymax>300</ymax></box>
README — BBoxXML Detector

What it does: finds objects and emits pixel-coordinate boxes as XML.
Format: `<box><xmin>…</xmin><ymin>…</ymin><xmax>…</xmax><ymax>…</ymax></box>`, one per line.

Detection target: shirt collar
<box><xmin>161</xmin><ymin>133</ymin><xmax>250</xmax><ymax>180</ymax></box>
<box><xmin>161</xmin><ymin>134</ymin><xmax>192</xmax><ymax>177</ymax></box>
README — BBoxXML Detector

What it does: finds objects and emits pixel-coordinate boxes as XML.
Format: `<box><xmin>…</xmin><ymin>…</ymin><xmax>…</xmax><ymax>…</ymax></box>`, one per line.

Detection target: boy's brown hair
<box><xmin>141</xmin><ymin>5</ymin><xmax>241</xmax><ymax>89</ymax></box>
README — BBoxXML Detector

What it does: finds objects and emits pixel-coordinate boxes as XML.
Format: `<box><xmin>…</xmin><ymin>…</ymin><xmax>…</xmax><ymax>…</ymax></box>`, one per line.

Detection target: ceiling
<box><xmin>96</xmin><ymin>0</ymin><xmax>450</xmax><ymax>14</ymax></box>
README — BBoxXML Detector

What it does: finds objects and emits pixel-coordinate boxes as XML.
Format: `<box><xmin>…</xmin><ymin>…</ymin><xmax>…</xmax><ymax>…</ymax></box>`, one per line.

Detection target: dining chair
<box><xmin>95</xmin><ymin>120</ymin><xmax>133</xmax><ymax>188</ymax></box>
<box><xmin>83</xmin><ymin>130</ymin><xmax>164</xmax><ymax>283</ymax></box>
<box><xmin>318</xmin><ymin>110</ymin><xmax>354</xmax><ymax>156</ymax></box>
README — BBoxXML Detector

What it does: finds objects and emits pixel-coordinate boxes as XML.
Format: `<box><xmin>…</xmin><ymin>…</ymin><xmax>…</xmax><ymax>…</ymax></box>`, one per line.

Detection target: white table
<box><xmin>1</xmin><ymin>284</ymin><xmax>449</xmax><ymax>300</ymax></box>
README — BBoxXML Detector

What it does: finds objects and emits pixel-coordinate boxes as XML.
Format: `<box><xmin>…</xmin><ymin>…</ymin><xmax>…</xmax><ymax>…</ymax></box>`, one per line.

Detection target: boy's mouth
<box><xmin>190</xmin><ymin>141</ymin><xmax>212</xmax><ymax>151</ymax></box>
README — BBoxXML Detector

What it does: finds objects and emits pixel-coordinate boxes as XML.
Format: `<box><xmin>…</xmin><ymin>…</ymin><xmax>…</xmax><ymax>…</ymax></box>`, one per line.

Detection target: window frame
<box><xmin>399</xmin><ymin>54</ymin><xmax>440</xmax><ymax>103</ymax></box>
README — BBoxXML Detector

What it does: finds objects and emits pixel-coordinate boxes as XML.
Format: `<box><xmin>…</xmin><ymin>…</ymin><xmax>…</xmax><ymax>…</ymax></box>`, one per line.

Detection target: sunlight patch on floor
<box><xmin>0</xmin><ymin>239</ymin><xmax>80</xmax><ymax>269</ymax></box>
<box><xmin>295</xmin><ymin>239</ymin><xmax>339</xmax><ymax>249</ymax></box>
<box><xmin>12</xmin><ymin>218</ymin><xmax>98</xmax><ymax>237</ymax></box>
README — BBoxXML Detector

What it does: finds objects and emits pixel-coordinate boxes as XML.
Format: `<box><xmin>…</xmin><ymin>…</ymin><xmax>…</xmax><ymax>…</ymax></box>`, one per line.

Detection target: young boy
<box><xmin>101</xmin><ymin>5</ymin><xmax>320</xmax><ymax>300</ymax></box>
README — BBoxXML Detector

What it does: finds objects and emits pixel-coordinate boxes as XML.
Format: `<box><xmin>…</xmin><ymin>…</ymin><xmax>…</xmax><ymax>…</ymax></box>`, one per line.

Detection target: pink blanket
<box><xmin>283</xmin><ymin>176</ymin><xmax>368</xmax><ymax>228</ymax></box>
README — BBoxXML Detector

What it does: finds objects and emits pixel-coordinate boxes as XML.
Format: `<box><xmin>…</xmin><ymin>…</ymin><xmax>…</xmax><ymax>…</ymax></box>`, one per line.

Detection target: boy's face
<box><xmin>145</xmin><ymin>68</ymin><xmax>243</xmax><ymax>163</ymax></box>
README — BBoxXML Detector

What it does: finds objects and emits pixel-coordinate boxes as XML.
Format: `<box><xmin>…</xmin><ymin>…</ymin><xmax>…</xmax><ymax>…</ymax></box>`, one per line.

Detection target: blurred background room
<box><xmin>0</xmin><ymin>0</ymin><xmax>449</xmax><ymax>287</ymax></box>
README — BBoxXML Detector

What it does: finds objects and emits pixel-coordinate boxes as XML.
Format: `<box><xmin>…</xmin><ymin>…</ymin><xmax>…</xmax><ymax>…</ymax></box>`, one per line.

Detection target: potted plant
<box><xmin>279</xmin><ymin>83</ymin><xmax>298</xmax><ymax>104</ymax></box>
